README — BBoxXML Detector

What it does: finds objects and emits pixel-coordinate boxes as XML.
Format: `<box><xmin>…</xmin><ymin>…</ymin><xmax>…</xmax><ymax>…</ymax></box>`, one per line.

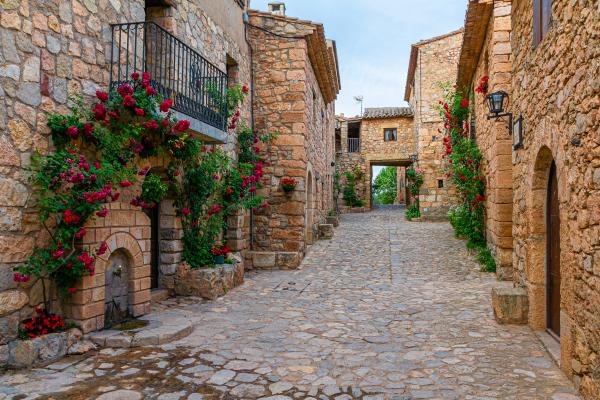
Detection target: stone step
<box><xmin>87</xmin><ymin>311</ymin><xmax>192</xmax><ymax>348</ymax></box>
<box><xmin>150</xmin><ymin>288</ymin><xmax>170</xmax><ymax>303</ymax></box>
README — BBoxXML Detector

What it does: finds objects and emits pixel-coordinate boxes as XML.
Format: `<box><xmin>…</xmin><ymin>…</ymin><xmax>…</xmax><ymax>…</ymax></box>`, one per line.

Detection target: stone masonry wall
<box><xmin>0</xmin><ymin>0</ymin><xmax>250</xmax><ymax>339</ymax></box>
<box><xmin>410</xmin><ymin>31</ymin><xmax>463</xmax><ymax>220</ymax></box>
<box><xmin>511</xmin><ymin>0</ymin><xmax>600</xmax><ymax>397</ymax></box>
<box><xmin>334</xmin><ymin>117</ymin><xmax>367</xmax><ymax>209</ymax></box>
<box><xmin>248</xmin><ymin>12</ymin><xmax>336</xmax><ymax>269</ymax></box>
<box><xmin>469</xmin><ymin>1</ymin><xmax>513</xmax><ymax>280</ymax></box>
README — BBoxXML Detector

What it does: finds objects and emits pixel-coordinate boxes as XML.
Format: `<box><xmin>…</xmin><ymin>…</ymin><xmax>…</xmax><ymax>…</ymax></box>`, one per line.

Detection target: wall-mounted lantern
<box><xmin>486</xmin><ymin>91</ymin><xmax>523</xmax><ymax>150</ymax></box>
<box><xmin>410</xmin><ymin>154</ymin><xmax>418</xmax><ymax>163</ymax></box>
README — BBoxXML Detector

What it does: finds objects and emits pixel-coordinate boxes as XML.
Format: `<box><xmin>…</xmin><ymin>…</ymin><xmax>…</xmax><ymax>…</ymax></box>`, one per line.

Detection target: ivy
<box><xmin>405</xmin><ymin>167</ymin><xmax>424</xmax><ymax>220</ymax></box>
<box><xmin>343</xmin><ymin>166</ymin><xmax>365</xmax><ymax>208</ymax></box>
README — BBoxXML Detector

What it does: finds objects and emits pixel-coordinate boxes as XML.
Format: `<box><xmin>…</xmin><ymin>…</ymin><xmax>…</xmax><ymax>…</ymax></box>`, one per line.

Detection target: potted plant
<box><xmin>211</xmin><ymin>244</ymin><xmax>230</xmax><ymax>265</ymax></box>
<box><xmin>281</xmin><ymin>177</ymin><xmax>298</xmax><ymax>194</ymax></box>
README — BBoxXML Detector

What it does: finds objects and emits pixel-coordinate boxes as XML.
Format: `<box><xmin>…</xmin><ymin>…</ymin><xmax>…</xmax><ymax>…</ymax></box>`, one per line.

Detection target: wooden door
<box><xmin>546</xmin><ymin>162</ymin><xmax>561</xmax><ymax>337</ymax></box>
<box><xmin>149</xmin><ymin>203</ymin><xmax>160</xmax><ymax>289</ymax></box>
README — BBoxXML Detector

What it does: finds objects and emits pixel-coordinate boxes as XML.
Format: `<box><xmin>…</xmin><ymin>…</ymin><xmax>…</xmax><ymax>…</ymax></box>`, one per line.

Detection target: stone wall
<box><xmin>247</xmin><ymin>11</ymin><xmax>338</xmax><ymax>269</ymax></box>
<box><xmin>510</xmin><ymin>0</ymin><xmax>600</xmax><ymax>397</ymax></box>
<box><xmin>464</xmin><ymin>1</ymin><xmax>514</xmax><ymax>280</ymax></box>
<box><xmin>407</xmin><ymin>31</ymin><xmax>463</xmax><ymax>220</ymax></box>
<box><xmin>0</xmin><ymin>0</ymin><xmax>251</xmax><ymax>338</ymax></box>
<box><xmin>334</xmin><ymin>117</ymin><xmax>367</xmax><ymax>209</ymax></box>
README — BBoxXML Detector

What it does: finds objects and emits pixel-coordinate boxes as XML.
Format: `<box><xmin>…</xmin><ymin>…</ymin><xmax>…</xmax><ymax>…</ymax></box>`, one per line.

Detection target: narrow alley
<box><xmin>0</xmin><ymin>209</ymin><xmax>579</xmax><ymax>399</ymax></box>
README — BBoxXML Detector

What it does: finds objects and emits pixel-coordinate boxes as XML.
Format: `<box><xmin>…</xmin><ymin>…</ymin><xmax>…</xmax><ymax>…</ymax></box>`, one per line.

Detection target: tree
<box><xmin>373</xmin><ymin>167</ymin><xmax>397</xmax><ymax>205</ymax></box>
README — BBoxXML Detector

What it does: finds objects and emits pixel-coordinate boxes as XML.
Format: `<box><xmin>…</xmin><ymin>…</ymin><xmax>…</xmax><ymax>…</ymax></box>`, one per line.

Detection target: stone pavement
<box><xmin>0</xmin><ymin>209</ymin><xmax>580</xmax><ymax>399</ymax></box>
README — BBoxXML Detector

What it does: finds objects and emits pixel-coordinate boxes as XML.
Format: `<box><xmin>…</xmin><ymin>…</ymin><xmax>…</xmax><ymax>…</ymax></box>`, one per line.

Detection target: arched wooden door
<box><xmin>546</xmin><ymin>161</ymin><xmax>561</xmax><ymax>337</ymax></box>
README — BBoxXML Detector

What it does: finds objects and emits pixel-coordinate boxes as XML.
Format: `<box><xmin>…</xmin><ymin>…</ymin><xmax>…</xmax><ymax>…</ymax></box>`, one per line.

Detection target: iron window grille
<box><xmin>109</xmin><ymin>22</ymin><xmax>228</xmax><ymax>132</ymax></box>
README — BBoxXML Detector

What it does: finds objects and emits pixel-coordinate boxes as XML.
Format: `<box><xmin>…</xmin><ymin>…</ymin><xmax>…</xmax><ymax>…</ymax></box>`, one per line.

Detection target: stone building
<box><xmin>405</xmin><ymin>29</ymin><xmax>463</xmax><ymax>220</ymax></box>
<box><xmin>0</xmin><ymin>0</ymin><xmax>340</xmax><ymax>344</ymax></box>
<box><xmin>458</xmin><ymin>0</ymin><xmax>600</xmax><ymax>398</ymax></box>
<box><xmin>510</xmin><ymin>0</ymin><xmax>599</xmax><ymax>397</ymax></box>
<box><xmin>457</xmin><ymin>0</ymin><xmax>513</xmax><ymax>280</ymax></box>
<box><xmin>0</xmin><ymin>0</ymin><xmax>253</xmax><ymax>338</ymax></box>
<box><xmin>335</xmin><ymin>108</ymin><xmax>415</xmax><ymax>210</ymax></box>
<box><xmin>245</xmin><ymin>8</ymin><xmax>340</xmax><ymax>270</ymax></box>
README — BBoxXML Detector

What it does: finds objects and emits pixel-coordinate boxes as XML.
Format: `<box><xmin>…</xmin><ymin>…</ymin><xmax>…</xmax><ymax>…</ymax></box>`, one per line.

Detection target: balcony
<box><xmin>109</xmin><ymin>22</ymin><xmax>228</xmax><ymax>143</ymax></box>
<box><xmin>348</xmin><ymin>138</ymin><xmax>361</xmax><ymax>153</ymax></box>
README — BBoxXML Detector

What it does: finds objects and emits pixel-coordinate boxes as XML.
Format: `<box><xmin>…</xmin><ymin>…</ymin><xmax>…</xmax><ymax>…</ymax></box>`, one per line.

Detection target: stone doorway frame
<box><xmin>367</xmin><ymin>158</ymin><xmax>413</xmax><ymax>209</ymax></box>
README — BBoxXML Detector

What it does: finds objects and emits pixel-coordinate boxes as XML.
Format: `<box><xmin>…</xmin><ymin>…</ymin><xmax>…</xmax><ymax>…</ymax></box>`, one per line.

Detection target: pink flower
<box><xmin>63</xmin><ymin>210</ymin><xmax>80</xmax><ymax>225</ymax></box>
<box><xmin>74</xmin><ymin>227</ymin><xmax>86</xmax><ymax>239</ymax></box>
<box><xmin>122</xmin><ymin>95</ymin><xmax>135</xmax><ymax>107</ymax></box>
<box><xmin>180</xmin><ymin>207</ymin><xmax>191</xmax><ymax>216</ymax></box>
<box><xmin>134</xmin><ymin>108</ymin><xmax>145</xmax><ymax>116</ymax></box>
<box><xmin>13</xmin><ymin>273</ymin><xmax>31</xmax><ymax>283</ymax></box>
<box><xmin>111</xmin><ymin>192</ymin><xmax>120</xmax><ymax>201</ymax></box>
<box><xmin>145</xmin><ymin>86</ymin><xmax>157</xmax><ymax>96</ymax></box>
<box><xmin>131</xmin><ymin>71</ymin><xmax>140</xmax><ymax>81</ymax></box>
<box><xmin>144</xmin><ymin>120</ymin><xmax>159</xmax><ymax>129</ymax></box>
<box><xmin>67</xmin><ymin>287</ymin><xmax>77</xmax><ymax>294</ymax></box>
<box><xmin>96</xmin><ymin>208</ymin><xmax>108</xmax><ymax>218</ymax></box>
<box><xmin>160</xmin><ymin>100</ymin><xmax>172</xmax><ymax>112</ymax></box>
<box><xmin>117</xmin><ymin>83</ymin><xmax>133</xmax><ymax>96</ymax></box>
<box><xmin>52</xmin><ymin>248</ymin><xmax>64</xmax><ymax>259</ymax></box>
<box><xmin>83</xmin><ymin>123</ymin><xmax>94</xmax><ymax>137</ymax></box>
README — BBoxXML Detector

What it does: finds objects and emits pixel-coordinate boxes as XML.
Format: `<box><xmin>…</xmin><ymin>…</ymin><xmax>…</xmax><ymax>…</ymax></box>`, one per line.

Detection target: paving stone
<box><xmin>96</xmin><ymin>390</ymin><xmax>142</xmax><ymax>400</ymax></box>
<box><xmin>208</xmin><ymin>369</ymin><xmax>235</xmax><ymax>385</ymax></box>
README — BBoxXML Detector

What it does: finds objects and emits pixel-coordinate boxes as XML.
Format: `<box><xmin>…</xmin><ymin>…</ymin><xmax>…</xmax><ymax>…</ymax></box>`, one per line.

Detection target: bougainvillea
<box><xmin>14</xmin><ymin>71</ymin><xmax>272</xmax><ymax>322</ymax></box>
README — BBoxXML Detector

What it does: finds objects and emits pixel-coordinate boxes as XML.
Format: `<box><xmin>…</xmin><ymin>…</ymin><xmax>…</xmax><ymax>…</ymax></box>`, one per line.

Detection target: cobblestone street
<box><xmin>0</xmin><ymin>209</ymin><xmax>579</xmax><ymax>399</ymax></box>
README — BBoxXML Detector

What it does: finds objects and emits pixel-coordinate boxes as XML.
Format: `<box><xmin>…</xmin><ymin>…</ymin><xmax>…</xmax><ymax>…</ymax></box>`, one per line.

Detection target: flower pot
<box><xmin>213</xmin><ymin>255</ymin><xmax>225</xmax><ymax>265</ymax></box>
<box><xmin>282</xmin><ymin>185</ymin><xmax>295</xmax><ymax>194</ymax></box>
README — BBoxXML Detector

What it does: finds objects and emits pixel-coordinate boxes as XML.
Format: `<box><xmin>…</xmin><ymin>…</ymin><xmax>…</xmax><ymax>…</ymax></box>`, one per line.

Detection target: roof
<box><xmin>456</xmin><ymin>0</ymin><xmax>494</xmax><ymax>89</ymax></box>
<box><xmin>248</xmin><ymin>10</ymin><xmax>341</xmax><ymax>104</ymax></box>
<box><xmin>362</xmin><ymin>107</ymin><xmax>413</xmax><ymax>119</ymax></box>
<box><xmin>403</xmin><ymin>28</ymin><xmax>464</xmax><ymax>101</ymax></box>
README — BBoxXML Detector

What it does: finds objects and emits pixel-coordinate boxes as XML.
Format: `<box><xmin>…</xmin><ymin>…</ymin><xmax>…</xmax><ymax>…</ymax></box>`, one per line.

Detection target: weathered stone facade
<box><xmin>405</xmin><ymin>30</ymin><xmax>463</xmax><ymax>220</ymax></box>
<box><xmin>457</xmin><ymin>0</ymin><xmax>513</xmax><ymax>280</ymax></box>
<box><xmin>509</xmin><ymin>0</ymin><xmax>600</xmax><ymax>397</ymax></box>
<box><xmin>245</xmin><ymin>10</ymin><xmax>340</xmax><ymax>269</ymax></box>
<box><xmin>0</xmin><ymin>0</ymin><xmax>253</xmax><ymax>339</ymax></box>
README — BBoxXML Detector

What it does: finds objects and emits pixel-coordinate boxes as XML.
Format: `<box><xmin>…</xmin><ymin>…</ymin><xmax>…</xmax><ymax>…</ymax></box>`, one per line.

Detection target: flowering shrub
<box><xmin>13</xmin><ymin>72</ymin><xmax>271</xmax><ymax>326</ymax></box>
<box><xmin>19</xmin><ymin>308</ymin><xmax>65</xmax><ymax>339</ymax></box>
<box><xmin>211</xmin><ymin>244</ymin><xmax>230</xmax><ymax>258</ymax></box>
<box><xmin>343</xmin><ymin>166</ymin><xmax>365</xmax><ymax>208</ymax></box>
<box><xmin>405</xmin><ymin>167</ymin><xmax>424</xmax><ymax>220</ymax></box>
<box><xmin>281</xmin><ymin>177</ymin><xmax>298</xmax><ymax>193</ymax></box>
<box><xmin>438</xmin><ymin>84</ymin><xmax>495</xmax><ymax>272</ymax></box>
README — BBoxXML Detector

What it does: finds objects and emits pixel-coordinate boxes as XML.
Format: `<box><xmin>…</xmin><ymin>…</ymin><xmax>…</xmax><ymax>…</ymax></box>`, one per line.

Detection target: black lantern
<box><xmin>410</xmin><ymin>154</ymin><xmax>418</xmax><ymax>163</ymax></box>
<box><xmin>485</xmin><ymin>90</ymin><xmax>516</xmax><ymax>138</ymax></box>
<box><xmin>485</xmin><ymin>91</ymin><xmax>508</xmax><ymax>115</ymax></box>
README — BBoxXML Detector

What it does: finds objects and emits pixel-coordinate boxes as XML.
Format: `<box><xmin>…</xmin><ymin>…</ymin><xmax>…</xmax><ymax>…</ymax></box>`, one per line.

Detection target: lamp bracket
<box><xmin>487</xmin><ymin>112</ymin><xmax>513</xmax><ymax>135</ymax></box>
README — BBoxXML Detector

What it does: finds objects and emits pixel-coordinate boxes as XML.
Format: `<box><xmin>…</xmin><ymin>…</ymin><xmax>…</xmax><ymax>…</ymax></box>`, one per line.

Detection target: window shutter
<box><xmin>532</xmin><ymin>0</ymin><xmax>541</xmax><ymax>47</ymax></box>
<box><xmin>542</xmin><ymin>0</ymin><xmax>552</xmax><ymax>36</ymax></box>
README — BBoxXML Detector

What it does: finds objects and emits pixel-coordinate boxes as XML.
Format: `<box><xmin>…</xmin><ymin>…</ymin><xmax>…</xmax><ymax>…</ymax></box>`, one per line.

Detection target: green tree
<box><xmin>372</xmin><ymin>167</ymin><xmax>397</xmax><ymax>205</ymax></box>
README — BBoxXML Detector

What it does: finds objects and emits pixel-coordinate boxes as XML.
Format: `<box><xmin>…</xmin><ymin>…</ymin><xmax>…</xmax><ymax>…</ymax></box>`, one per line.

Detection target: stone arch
<box><xmin>527</xmin><ymin>145</ymin><xmax>555</xmax><ymax>330</ymax></box>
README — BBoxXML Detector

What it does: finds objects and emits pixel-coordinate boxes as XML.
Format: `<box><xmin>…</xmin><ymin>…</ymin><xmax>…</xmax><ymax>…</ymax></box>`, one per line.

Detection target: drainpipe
<box><xmin>243</xmin><ymin>11</ymin><xmax>256</xmax><ymax>250</ymax></box>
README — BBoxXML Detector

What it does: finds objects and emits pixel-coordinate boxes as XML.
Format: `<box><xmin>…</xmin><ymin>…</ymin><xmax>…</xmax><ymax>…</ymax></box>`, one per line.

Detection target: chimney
<box><xmin>268</xmin><ymin>2</ymin><xmax>286</xmax><ymax>16</ymax></box>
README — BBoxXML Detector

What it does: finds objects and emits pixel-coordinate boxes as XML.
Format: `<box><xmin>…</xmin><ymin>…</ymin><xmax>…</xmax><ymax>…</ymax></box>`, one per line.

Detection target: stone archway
<box><xmin>527</xmin><ymin>146</ymin><xmax>556</xmax><ymax>331</ymax></box>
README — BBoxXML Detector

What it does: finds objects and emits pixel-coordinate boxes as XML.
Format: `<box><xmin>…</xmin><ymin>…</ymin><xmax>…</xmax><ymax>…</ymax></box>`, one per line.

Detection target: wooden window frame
<box><xmin>533</xmin><ymin>0</ymin><xmax>552</xmax><ymax>48</ymax></box>
<box><xmin>383</xmin><ymin>128</ymin><xmax>397</xmax><ymax>142</ymax></box>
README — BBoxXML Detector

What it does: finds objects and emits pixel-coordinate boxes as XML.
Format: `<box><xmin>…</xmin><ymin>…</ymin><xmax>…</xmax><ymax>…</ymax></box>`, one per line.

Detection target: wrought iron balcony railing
<box><xmin>109</xmin><ymin>22</ymin><xmax>228</xmax><ymax>133</ymax></box>
<box><xmin>348</xmin><ymin>138</ymin><xmax>361</xmax><ymax>153</ymax></box>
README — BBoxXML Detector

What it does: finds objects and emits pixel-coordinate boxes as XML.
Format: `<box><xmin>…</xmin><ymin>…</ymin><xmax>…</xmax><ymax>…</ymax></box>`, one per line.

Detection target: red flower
<box><xmin>460</xmin><ymin>99</ymin><xmax>470</xmax><ymax>108</ymax></box>
<box><xmin>460</xmin><ymin>175</ymin><xmax>467</xmax><ymax>181</ymax></box>
<box><xmin>13</xmin><ymin>273</ymin><xmax>31</xmax><ymax>283</ymax></box>
<box><xmin>67</xmin><ymin>287</ymin><xmax>77</xmax><ymax>295</ymax></box>
<box><xmin>160</xmin><ymin>100</ymin><xmax>172</xmax><ymax>112</ymax></box>
<box><xmin>117</xmin><ymin>83</ymin><xmax>133</xmax><ymax>96</ymax></box>
<box><xmin>96</xmin><ymin>208</ymin><xmax>108</xmax><ymax>218</ymax></box>
<box><xmin>96</xmin><ymin>91</ymin><xmax>109</xmax><ymax>102</ymax></box>
<box><xmin>74</xmin><ymin>227</ymin><xmax>86</xmax><ymax>239</ymax></box>
<box><xmin>51</xmin><ymin>248</ymin><xmax>64</xmax><ymax>259</ymax></box>
<box><xmin>145</xmin><ymin>86</ymin><xmax>157</xmax><ymax>96</ymax></box>
<box><xmin>120</xmin><ymin>180</ymin><xmax>133</xmax><ymax>187</ymax></box>
<box><xmin>226</xmin><ymin>188</ymin><xmax>233</xmax><ymax>195</ymax></box>
<box><xmin>131</xmin><ymin>71</ymin><xmax>140</xmax><ymax>81</ymax></box>
<box><xmin>134</xmin><ymin>108</ymin><xmax>145</xmax><ymax>116</ymax></box>
<box><xmin>111</xmin><ymin>192</ymin><xmax>120</xmax><ymax>201</ymax></box>
<box><xmin>180</xmin><ymin>207</ymin><xmax>191</xmax><ymax>216</ymax></box>
<box><xmin>144</xmin><ymin>120</ymin><xmax>159</xmax><ymax>129</ymax></box>
<box><xmin>122</xmin><ymin>95</ymin><xmax>135</xmax><ymax>107</ymax></box>
<box><xmin>66</xmin><ymin>126</ymin><xmax>79</xmax><ymax>138</ymax></box>
<box><xmin>242</xmin><ymin>84</ymin><xmax>249</xmax><ymax>94</ymax></box>
<box><xmin>97</xmin><ymin>241</ymin><xmax>108</xmax><ymax>256</ymax></box>
<box><xmin>83</xmin><ymin>123</ymin><xmax>94</xmax><ymax>137</ymax></box>
<box><xmin>63</xmin><ymin>210</ymin><xmax>80</xmax><ymax>225</ymax></box>
<box><xmin>174</xmin><ymin>120</ymin><xmax>190</xmax><ymax>132</ymax></box>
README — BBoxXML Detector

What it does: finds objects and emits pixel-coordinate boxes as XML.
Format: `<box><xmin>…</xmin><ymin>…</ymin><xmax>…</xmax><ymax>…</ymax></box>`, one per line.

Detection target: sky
<box><xmin>249</xmin><ymin>0</ymin><xmax>467</xmax><ymax>118</ymax></box>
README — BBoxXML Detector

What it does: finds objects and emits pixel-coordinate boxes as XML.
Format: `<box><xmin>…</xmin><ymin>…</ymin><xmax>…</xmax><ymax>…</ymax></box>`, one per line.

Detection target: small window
<box><xmin>384</xmin><ymin>128</ymin><xmax>397</xmax><ymax>142</ymax></box>
<box><xmin>438</xmin><ymin>179</ymin><xmax>444</xmax><ymax>189</ymax></box>
<box><xmin>432</xmin><ymin>136</ymin><xmax>437</xmax><ymax>142</ymax></box>
<box><xmin>533</xmin><ymin>0</ymin><xmax>552</xmax><ymax>47</ymax></box>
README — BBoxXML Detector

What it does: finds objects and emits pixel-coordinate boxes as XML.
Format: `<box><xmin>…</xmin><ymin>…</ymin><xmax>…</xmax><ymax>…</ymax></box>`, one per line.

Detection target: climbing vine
<box><xmin>342</xmin><ymin>166</ymin><xmax>365</xmax><ymax>208</ymax></box>
<box><xmin>438</xmin><ymin>84</ymin><xmax>495</xmax><ymax>272</ymax></box>
<box><xmin>13</xmin><ymin>72</ymin><xmax>269</xmax><ymax>310</ymax></box>
<box><xmin>405</xmin><ymin>167</ymin><xmax>424</xmax><ymax>220</ymax></box>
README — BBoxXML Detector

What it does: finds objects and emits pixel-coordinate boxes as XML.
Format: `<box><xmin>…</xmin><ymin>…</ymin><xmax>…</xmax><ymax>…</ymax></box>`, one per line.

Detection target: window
<box><xmin>533</xmin><ymin>0</ymin><xmax>552</xmax><ymax>47</ymax></box>
<box><xmin>384</xmin><ymin>128</ymin><xmax>397</xmax><ymax>142</ymax></box>
<box><xmin>431</xmin><ymin>135</ymin><xmax>437</xmax><ymax>142</ymax></box>
<box><xmin>438</xmin><ymin>179</ymin><xmax>444</xmax><ymax>189</ymax></box>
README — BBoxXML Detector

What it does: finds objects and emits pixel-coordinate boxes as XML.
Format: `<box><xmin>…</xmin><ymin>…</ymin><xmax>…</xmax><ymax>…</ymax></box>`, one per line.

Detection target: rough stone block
<box><xmin>251</xmin><ymin>252</ymin><xmax>276</xmax><ymax>269</ymax></box>
<box><xmin>491</xmin><ymin>286</ymin><xmax>528</xmax><ymax>325</ymax></box>
<box><xmin>319</xmin><ymin>224</ymin><xmax>334</xmax><ymax>240</ymax></box>
<box><xmin>326</xmin><ymin>216</ymin><xmax>339</xmax><ymax>227</ymax></box>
